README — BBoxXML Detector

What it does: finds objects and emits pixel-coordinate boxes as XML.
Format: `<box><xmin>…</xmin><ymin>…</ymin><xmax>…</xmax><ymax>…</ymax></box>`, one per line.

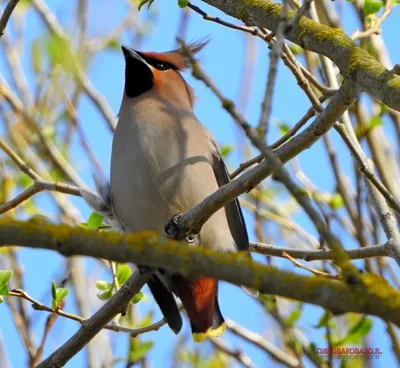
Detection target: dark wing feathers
<box><xmin>147</xmin><ymin>274</ymin><xmax>182</xmax><ymax>334</ymax></box>
<box><xmin>211</xmin><ymin>145</ymin><xmax>250</xmax><ymax>253</ymax></box>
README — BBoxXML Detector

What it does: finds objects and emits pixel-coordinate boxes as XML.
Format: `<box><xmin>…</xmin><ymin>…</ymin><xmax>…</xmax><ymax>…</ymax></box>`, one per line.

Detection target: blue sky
<box><xmin>1</xmin><ymin>1</ymin><xmax>400</xmax><ymax>367</ymax></box>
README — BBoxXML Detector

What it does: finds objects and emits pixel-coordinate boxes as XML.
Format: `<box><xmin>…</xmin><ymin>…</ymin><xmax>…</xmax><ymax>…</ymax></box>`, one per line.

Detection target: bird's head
<box><xmin>121</xmin><ymin>40</ymin><xmax>208</xmax><ymax>109</ymax></box>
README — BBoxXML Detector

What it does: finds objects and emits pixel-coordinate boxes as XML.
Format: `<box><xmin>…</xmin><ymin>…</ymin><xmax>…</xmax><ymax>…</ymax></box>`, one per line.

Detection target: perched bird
<box><xmin>109</xmin><ymin>41</ymin><xmax>253</xmax><ymax>342</ymax></box>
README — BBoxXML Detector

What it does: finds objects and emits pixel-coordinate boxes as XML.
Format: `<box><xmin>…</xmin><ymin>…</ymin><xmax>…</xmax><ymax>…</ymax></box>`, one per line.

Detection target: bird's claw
<box><xmin>165</xmin><ymin>213</ymin><xmax>200</xmax><ymax>245</ymax></box>
<box><xmin>165</xmin><ymin>213</ymin><xmax>184</xmax><ymax>240</ymax></box>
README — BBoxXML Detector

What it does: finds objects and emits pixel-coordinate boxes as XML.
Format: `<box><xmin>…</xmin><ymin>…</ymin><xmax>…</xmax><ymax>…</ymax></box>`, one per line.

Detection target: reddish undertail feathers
<box><xmin>111</xmin><ymin>39</ymin><xmax>253</xmax><ymax>343</ymax></box>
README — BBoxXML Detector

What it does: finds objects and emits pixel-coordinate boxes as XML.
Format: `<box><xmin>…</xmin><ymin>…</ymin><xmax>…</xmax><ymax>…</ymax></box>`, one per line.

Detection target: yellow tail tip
<box><xmin>208</xmin><ymin>322</ymin><xmax>226</xmax><ymax>337</ymax></box>
<box><xmin>192</xmin><ymin>329</ymin><xmax>210</xmax><ymax>343</ymax></box>
<box><xmin>192</xmin><ymin>323</ymin><xmax>227</xmax><ymax>342</ymax></box>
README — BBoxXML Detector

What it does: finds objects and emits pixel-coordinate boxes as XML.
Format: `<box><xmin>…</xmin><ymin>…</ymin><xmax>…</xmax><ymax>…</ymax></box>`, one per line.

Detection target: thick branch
<box><xmin>201</xmin><ymin>0</ymin><xmax>400</xmax><ymax>110</ymax></box>
<box><xmin>1</xmin><ymin>219</ymin><xmax>400</xmax><ymax>327</ymax></box>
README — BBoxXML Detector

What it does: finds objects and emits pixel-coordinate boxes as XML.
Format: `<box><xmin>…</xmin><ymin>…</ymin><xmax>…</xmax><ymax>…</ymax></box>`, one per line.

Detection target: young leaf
<box><xmin>55</xmin><ymin>288</ymin><xmax>69</xmax><ymax>302</ymax></box>
<box><xmin>51</xmin><ymin>280</ymin><xmax>57</xmax><ymax>300</ymax></box>
<box><xmin>87</xmin><ymin>212</ymin><xmax>104</xmax><ymax>230</ymax></box>
<box><xmin>97</xmin><ymin>289</ymin><xmax>113</xmax><ymax>301</ymax></box>
<box><xmin>0</xmin><ymin>284</ymin><xmax>9</xmax><ymax>297</ymax></box>
<box><xmin>132</xmin><ymin>291</ymin><xmax>144</xmax><ymax>304</ymax></box>
<box><xmin>129</xmin><ymin>341</ymin><xmax>154</xmax><ymax>362</ymax></box>
<box><xmin>284</xmin><ymin>308</ymin><xmax>301</xmax><ymax>328</ymax></box>
<box><xmin>178</xmin><ymin>0</ymin><xmax>188</xmax><ymax>8</ymax></box>
<box><xmin>363</xmin><ymin>0</ymin><xmax>383</xmax><ymax>15</ymax></box>
<box><xmin>0</xmin><ymin>296</ymin><xmax>3</xmax><ymax>303</ymax></box>
<box><xmin>96</xmin><ymin>280</ymin><xmax>112</xmax><ymax>291</ymax></box>
<box><xmin>138</xmin><ymin>0</ymin><xmax>154</xmax><ymax>10</ymax></box>
<box><xmin>0</xmin><ymin>270</ymin><xmax>13</xmax><ymax>287</ymax></box>
<box><xmin>117</xmin><ymin>264</ymin><xmax>132</xmax><ymax>285</ymax></box>
<box><xmin>220</xmin><ymin>145</ymin><xmax>235</xmax><ymax>159</ymax></box>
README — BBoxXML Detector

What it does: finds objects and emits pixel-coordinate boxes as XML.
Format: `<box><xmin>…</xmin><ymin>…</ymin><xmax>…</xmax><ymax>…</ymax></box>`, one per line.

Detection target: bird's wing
<box><xmin>211</xmin><ymin>143</ymin><xmax>250</xmax><ymax>253</ymax></box>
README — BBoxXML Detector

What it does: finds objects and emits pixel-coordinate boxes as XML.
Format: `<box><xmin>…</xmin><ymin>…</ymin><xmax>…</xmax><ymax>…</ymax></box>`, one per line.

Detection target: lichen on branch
<box><xmin>1</xmin><ymin>218</ymin><xmax>400</xmax><ymax>326</ymax></box>
<box><xmin>201</xmin><ymin>0</ymin><xmax>400</xmax><ymax>111</ymax></box>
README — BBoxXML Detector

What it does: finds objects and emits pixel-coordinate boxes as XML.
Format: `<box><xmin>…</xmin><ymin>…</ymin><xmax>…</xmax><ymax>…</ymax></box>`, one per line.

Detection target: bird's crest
<box><xmin>141</xmin><ymin>39</ymin><xmax>209</xmax><ymax>71</ymax></box>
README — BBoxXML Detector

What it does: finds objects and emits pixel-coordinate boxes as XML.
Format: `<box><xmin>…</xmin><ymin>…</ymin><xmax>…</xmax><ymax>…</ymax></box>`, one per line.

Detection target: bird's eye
<box><xmin>155</xmin><ymin>62</ymin><xmax>170</xmax><ymax>71</ymax></box>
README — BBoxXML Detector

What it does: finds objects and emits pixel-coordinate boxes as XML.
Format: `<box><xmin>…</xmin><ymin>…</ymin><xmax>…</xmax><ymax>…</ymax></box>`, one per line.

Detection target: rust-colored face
<box><xmin>121</xmin><ymin>41</ymin><xmax>208</xmax><ymax>107</ymax></box>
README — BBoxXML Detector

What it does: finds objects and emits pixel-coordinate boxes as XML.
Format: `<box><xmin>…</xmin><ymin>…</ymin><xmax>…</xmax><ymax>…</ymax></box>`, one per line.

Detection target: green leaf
<box><xmin>329</xmin><ymin>194</ymin><xmax>344</xmax><ymax>210</ymax></box>
<box><xmin>132</xmin><ymin>291</ymin><xmax>144</xmax><ymax>304</ymax></box>
<box><xmin>96</xmin><ymin>280</ymin><xmax>112</xmax><ymax>291</ymax></box>
<box><xmin>285</xmin><ymin>308</ymin><xmax>301</xmax><ymax>327</ymax></box>
<box><xmin>0</xmin><ymin>284</ymin><xmax>9</xmax><ymax>297</ymax></box>
<box><xmin>334</xmin><ymin>317</ymin><xmax>373</xmax><ymax>346</ymax></box>
<box><xmin>138</xmin><ymin>0</ymin><xmax>154</xmax><ymax>10</ymax></box>
<box><xmin>314</xmin><ymin>311</ymin><xmax>334</xmax><ymax>329</ymax></box>
<box><xmin>52</xmin><ymin>299</ymin><xmax>58</xmax><ymax>310</ymax></box>
<box><xmin>129</xmin><ymin>341</ymin><xmax>154</xmax><ymax>362</ymax></box>
<box><xmin>97</xmin><ymin>289</ymin><xmax>113</xmax><ymax>301</ymax></box>
<box><xmin>0</xmin><ymin>270</ymin><xmax>13</xmax><ymax>287</ymax></box>
<box><xmin>0</xmin><ymin>296</ymin><xmax>4</xmax><ymax>304</ymax></box>
<box><xmin>178</xmin><ymin>0</ymin><xmax>188</xmax><ymax>8</ymax></box>
<box><xmin>220</xmin><ymin>145</ymin><xmax>235</xmax><ymax>159</ymax></box>
<box><xmin>87</xmin><ymin>212</ymin><xmax>104</xmax><ymax>230</ymax></box>
<box><xmin>55</xmin><ymin>288</ymin><xmax>69</xmax><ymax>302</ymax></box>
<box><xmin>363</xmin><ymin>0</ymin><xmax>383</xmax><ymax>15</ymax></box>
<box><xmin>117</xmin><ymin>264</ymin><xmax>132</xmax><ymax>285</ymax></box>
<box><xmin>51</xmin><ymin>280</ymin><xmax>57</xmax><ymax>300</ymax></box>
<box><xmin>278</xmin><ymin>123</ymin><xmax>290</xmax><ymax>135</ymax></box>
<box><xmin>356</xmin><ymin>115</ymin><xmax>382</xmax><ymax>137</ymax></box>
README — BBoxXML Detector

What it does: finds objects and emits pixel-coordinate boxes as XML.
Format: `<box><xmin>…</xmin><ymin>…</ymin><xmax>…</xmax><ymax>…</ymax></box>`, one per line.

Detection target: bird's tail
<box><xmin>191</xmin><ymin>297</ymin><xmax>226</xmax><ymax>342</ymax></box>
<box><xmin>147</xmin><ymin>274</ymin><xmax>183</xmax><ymax>335</ymax></box>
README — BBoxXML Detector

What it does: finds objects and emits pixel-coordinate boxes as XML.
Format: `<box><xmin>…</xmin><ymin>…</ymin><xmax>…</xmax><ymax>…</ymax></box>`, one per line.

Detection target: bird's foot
<box><xmin>165</xmin><ymin>213</ymin><xmax>201</xmax><ymax>245</ymax></box>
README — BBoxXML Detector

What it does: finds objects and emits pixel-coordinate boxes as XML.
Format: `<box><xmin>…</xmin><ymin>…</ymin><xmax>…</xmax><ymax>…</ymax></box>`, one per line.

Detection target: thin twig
<box><xmin>9</xmin><ymin>287</ymin><xmax>172</xmax><ymax>338</ymax></box>
<box><xmin>0</xmin><ymin>0</ymin><xmax>20</xmax><ymax>37</ymax></box>
<box><xmin>282</xmin><ymin>251</ymin><xmax>340</xmax><ymax>279</ymax></box>
<box><xmin>351</xmin><ymin>2</ymin><xmax>393</xmax><ymax>41</ymax></box>
<box><xmin>209</xmin><ymin>337</ymin><xmax>256</xmax><ymax>368</ymax></box>
<box><xmin>226</xmin><ymin>319</ymin><xmax>300</xmax><ymax>368</ymax></box>
<box><xmin>257</xmin><ymin>0</ymin><xmax>289</xmax><ymax>139</ymax></box>
<box><xmin>0</xmin><ymin>137</ymin><xmax>81</xmax><ymax>215</ymax></box>
<box><xmin>250</xmin><ymin>241</ymin><xmax>389</xmax><ymax>261</ymax></box>
<box><xmin>37</xmin><ymin>271</ymin><xmax>149</xmax><ymax>367</ymax></box>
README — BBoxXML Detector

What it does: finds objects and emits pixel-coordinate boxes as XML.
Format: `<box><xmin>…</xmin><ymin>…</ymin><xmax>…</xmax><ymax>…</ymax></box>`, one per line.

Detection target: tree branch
<box><xmin>1</xmin><ymin>219</ymin><xmax>400</xmax><ymax>328</ymax></box>
<box><xmin>0</xmin><ymin>0</ymin><xmax>20</xmax><ymax>37</ymax></box>
<box><xmin>37</xmin><ymin>270</ymin><xmax>148</xmax><ymax>367</ymax></box>
<box><xmin>201</xmin><ymin>0</ymin><xmax>400</xmax><ymax>110</ymax></box>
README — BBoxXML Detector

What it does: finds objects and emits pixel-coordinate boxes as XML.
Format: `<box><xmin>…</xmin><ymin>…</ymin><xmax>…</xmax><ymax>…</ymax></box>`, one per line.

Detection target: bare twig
<box><xmin>30</xmin><ymin>0</ymin><xmax>116</xmax><ymax>132</ymax></box>
<box><xmin>0</xmin><ymin>0</ymin><xmax>20</xmax><ymax>37</ymax></box>
<box><xmin>257</xmin><ymin>0</ymin><xmax>289</xmax><ymax>139</ymax></box>
<box><xmin>226</xmin><ymin>319</ymin><xmax>300</xmax><ymax>368</ymax></box>
<box><xmin>351</xmin><ymin>2</ymin><xmax>393</xmax><ymax>41</ymax></box>
<box><xmin>0</xmin><ymin>137</ymin><xmax>81</xmax><ymax>214</ymax></box>
<box><xmin>209</xmin><ymin>337</ymin><xmax>256</xmax><ymax>368</ymax></box>
<box><xmin>38</xmin><ymin>271</ymin><xmax>149</xmax><ymax>367</ymax></box>
<box><xmin>9</xmin><ymin>286</ymin><xmax>171</xmax><ymax>338</ymax></box>
<box><xmin>250</xmin><ymin>241</ymin><xmax>389</xmax><ymax>261</ymax></box>
<box><xmin>187</xmin><ymin>2</ymin><xmax>273</xmax><ymax>42</ymax></box>
<box><xmin>282</xmin><ymin>251</ymin><xmax>339</xmax><ymax>279</ymax></box>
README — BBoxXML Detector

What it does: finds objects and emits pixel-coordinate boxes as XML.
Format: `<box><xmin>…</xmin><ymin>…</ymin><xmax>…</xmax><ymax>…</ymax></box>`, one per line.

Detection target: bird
<box><xmin>108</xmin><ymin>40</ymin><xmax>253</xmax><ymax>342</ymax></box>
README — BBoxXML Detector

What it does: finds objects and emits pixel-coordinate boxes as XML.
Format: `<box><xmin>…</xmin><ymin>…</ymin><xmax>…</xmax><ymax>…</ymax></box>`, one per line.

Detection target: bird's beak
<box><xmin>121</xmin><ymin>45</ymin><xmax>147</xmax><ymax>64</ymax></box>
<box><xmin>121</xmin><ymin>45</ymin><xmax>155</xmax><ymax>98</ymax></box>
